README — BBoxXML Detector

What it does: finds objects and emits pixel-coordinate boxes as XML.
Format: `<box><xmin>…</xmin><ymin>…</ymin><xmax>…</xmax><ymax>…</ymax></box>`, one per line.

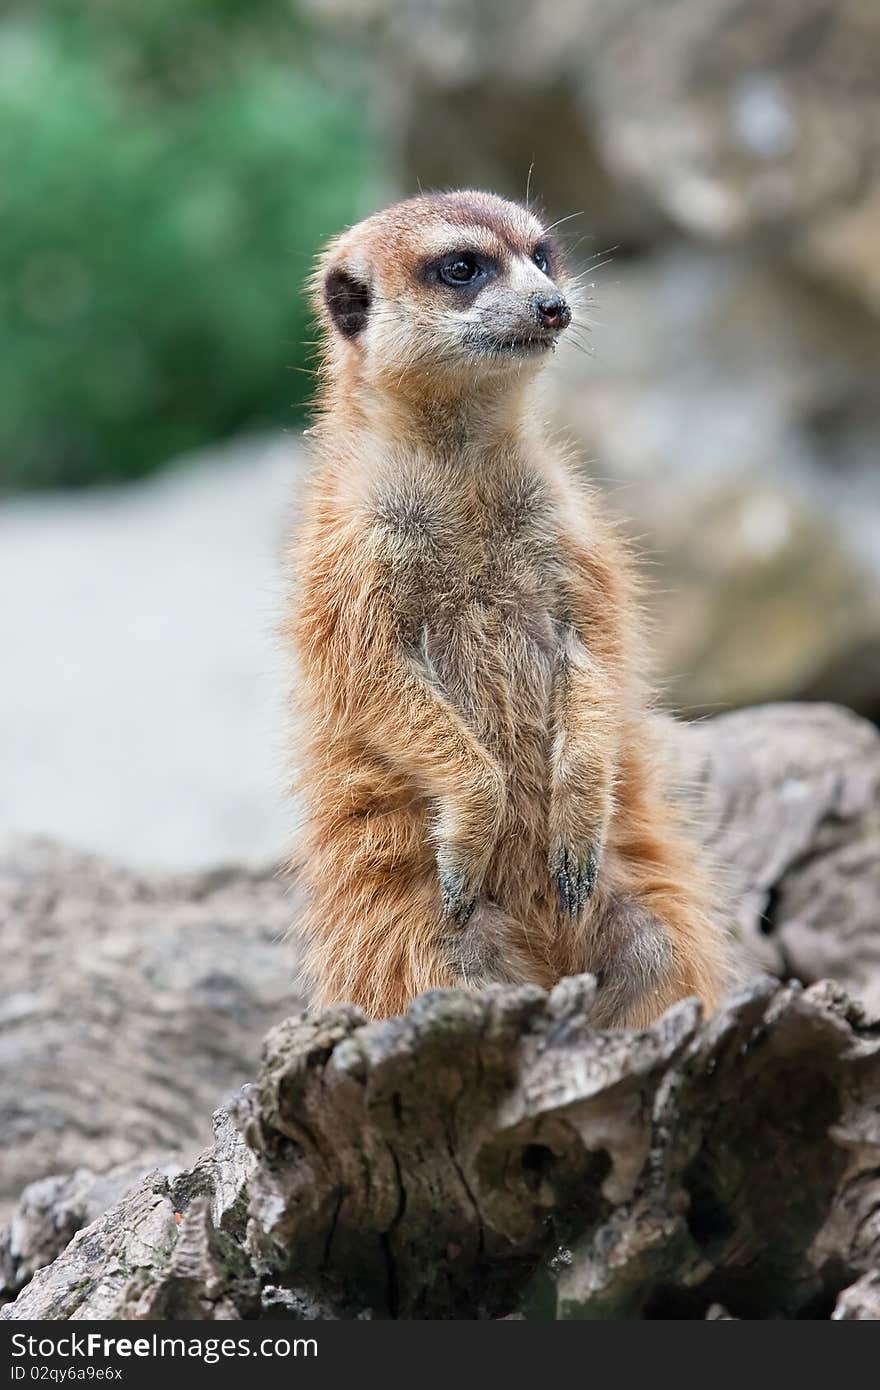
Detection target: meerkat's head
<box><xmin>314</xmin><ymin>190</ymin><xmax>573</xmax><ymax>396</ymax></box>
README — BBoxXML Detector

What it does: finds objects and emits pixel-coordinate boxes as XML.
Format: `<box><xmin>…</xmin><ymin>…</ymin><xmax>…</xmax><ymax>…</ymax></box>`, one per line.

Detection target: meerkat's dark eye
<box><xmin>533</xmin><ymin>246</ymin><xmax>551</xmax><ymax>275</ymax></box>
<box><xmin>439</xmin><ymin>256</ymin><xmax>481</xmax><ymax>286</ymax></box>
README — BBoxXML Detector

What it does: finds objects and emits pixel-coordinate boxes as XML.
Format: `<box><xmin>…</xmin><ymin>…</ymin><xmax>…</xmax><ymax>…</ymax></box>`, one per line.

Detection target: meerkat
<box><xmin>285</xmin><ymin>189</ymin><xmax>726</xmax><ymax>1026</ymax></box>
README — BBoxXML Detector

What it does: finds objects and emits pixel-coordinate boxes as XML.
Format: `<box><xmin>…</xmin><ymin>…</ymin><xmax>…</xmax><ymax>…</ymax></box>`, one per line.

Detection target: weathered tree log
<box><xmin>0</xmin><ymin>838</ymin><xmax>304</xmax><ymax>1220</ymax></box>
<box><xmin>3</xmin><ymin>974</ymin><xmax>879</xmax><ymax>1320</ymax></box>
<box><xmin>0</xmin><ymin>1160</ymin><xmax>184</xmax><ymax>1306</ymax></box>
<box><xmin>673</xmin><ymin>702</ymin><xmax>880</xmax><ymax>1011</ymax></box>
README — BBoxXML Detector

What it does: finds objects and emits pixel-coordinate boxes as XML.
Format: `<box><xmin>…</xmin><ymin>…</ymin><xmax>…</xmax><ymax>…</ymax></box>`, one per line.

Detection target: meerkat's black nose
<box><xmin>533</xmin><ymin>292</ymin><xmax>571</xmax><ymax>331</ymax></box>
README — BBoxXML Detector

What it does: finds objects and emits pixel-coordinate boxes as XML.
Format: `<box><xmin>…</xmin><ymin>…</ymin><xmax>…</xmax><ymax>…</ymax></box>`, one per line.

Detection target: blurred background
<box><xmin>2</xmin><ymin>0</ymin><xmax>879</xmax><ymax>871</ymax></box>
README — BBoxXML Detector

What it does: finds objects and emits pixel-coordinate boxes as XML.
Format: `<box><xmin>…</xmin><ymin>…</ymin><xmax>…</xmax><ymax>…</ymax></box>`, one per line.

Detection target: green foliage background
<box><xmin>0</xmin><ymin>1</ymin><xmax>375</xmax><ymax>490</ymax></box>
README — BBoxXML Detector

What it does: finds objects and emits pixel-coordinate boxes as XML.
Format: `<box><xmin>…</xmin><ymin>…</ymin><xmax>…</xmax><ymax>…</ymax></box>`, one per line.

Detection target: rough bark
<box><xmin>0</xmin><ymin>838</ymin><xmax>304</xmax><ymax>1220</ymax></box>
<box><xmin>3</xmin><ymin>974</ymin><xmax>879</xmax><ymax>1320</ymax></box>
<box><xmin>1</xmin><ymin>702</ymin><xmax>878</xmax><ymax>1318</ymax></box>
<box><xmin>674</xmin><ymin>702</ymin><xmax>880</xmax><ymax>1013</ymax></box>
<box><xmin>0</xmin><ymin>1160</ymin><xmax>184</xmax><ymax>1306</ymax></box>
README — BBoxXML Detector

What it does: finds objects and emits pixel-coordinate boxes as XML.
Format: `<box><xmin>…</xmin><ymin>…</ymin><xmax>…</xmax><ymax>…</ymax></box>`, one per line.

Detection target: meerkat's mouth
<box><xmin>468</xmin><ymin>331</ymin><xmax>557</xmax><ymax>358</ymax></box>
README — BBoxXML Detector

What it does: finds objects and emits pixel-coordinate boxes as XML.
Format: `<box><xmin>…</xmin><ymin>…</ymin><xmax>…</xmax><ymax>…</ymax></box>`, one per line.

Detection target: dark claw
<box><xmin>583</xmin><ymin>848</ymin><xmax>599</xmax><ymax>897</ymax></box>
<box><xmin>557</xmin><ymin>870</ymin><xmax>570</xmax><ymax>916</ymax></box>
<box><xmin>439</xmin><ymin>866</ymin><xmax>479</xmax><ymax>927</ymax></box>
<box><xmin>552</xmin><ymin>845</ymin><xmax>599</xmax><ymax>920</ymax></box>
<box><xmin>460</xmin><ymin>895</ymin><xmax>477</xmax><ymax>925</ymax></box>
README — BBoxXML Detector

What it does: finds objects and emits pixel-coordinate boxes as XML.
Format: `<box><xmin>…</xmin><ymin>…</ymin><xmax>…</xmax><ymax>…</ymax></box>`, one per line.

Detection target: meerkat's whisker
<box><xmin>541</xmin><ymin>209</ymin><xmax>585</xmax><ymax>235</ymax></box>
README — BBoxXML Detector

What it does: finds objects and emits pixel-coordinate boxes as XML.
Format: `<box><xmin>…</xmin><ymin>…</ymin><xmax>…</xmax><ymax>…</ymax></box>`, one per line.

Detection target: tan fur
<box><xmin>284</xmin><ymin>190</ymin><xmax>726</xmax><ymax>1025</ymax></box>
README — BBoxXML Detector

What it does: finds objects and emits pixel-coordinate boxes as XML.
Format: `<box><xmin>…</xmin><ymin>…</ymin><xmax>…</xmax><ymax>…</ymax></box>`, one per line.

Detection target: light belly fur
<box><xmin>421</xmin><ymin>595</ymin><xmax>558</xmax><ymax>918</ymax></box>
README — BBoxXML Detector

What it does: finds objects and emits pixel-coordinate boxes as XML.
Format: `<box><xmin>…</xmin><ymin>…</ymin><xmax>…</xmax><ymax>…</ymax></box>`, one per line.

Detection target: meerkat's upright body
<box><xmin>287</xmin><ymin>190</ymin><xmax>724</xmax><ymax>1025</ymax></box>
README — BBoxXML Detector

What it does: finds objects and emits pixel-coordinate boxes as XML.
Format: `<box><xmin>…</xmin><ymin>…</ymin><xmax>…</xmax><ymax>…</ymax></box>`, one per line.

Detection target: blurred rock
<box><xmin>676</xmin><ymin>703</ymin><xmax>880</xmax><ymax>1017</ymax></box>
<box><xmin>316</xmin><ymin>0</ymin><xmax>880</xmax><ymax>304</ymax></box>
<box><xmin>307</xmin><ymin>0</ymin><xmax>666</xmax><ymax>249</ymax></box>
<box><xmin>0</xmin><ymin>835</ymin><xmax>303</xmax><ymax>1222</ymax></box>
<box><xmin>834</xmin><ymin>1271</ymin><xmax>880</xmax><ymax>1320</ymax></box>
<box><xmin>574</xmin><ymin>0</ymin><xmax>880</xmax><ymax>314</ymax></box>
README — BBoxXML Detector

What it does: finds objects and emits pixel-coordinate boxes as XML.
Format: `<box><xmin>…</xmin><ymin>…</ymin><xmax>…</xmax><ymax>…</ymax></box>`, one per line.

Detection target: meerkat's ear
<box><xmin>323</xmin><ymin>265</ymin><xmax>371</xmax><ymax>339</ymax></box>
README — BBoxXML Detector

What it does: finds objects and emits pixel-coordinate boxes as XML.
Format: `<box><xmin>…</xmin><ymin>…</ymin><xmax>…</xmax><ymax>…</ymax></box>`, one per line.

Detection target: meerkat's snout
<box><xmin>532</xmin><ymin>290</ymin><xmax>571</xmax><ymax>333</ymax></box>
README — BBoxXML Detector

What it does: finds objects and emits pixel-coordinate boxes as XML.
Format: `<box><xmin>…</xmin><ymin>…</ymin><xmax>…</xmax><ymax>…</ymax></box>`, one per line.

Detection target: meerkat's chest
<box><xmin>396</xmin><ymin>485</ymin><xmax>563</xmax><ymax>631</ymax></box>
<box><xmin>423</xmin><ymin>539</ymin><xmax>561</xmax><ymax>751</ymax></box>
<box><xmin>382</xmin><ymin>475</ymin><xmax>566</xmax><ymax>737</ymax></box>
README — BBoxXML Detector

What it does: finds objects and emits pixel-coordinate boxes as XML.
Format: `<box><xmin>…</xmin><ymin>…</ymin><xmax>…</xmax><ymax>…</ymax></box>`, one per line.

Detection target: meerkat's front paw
<box><xmin>549</xmin><ymin>841</ymin><xmax>599</xmax><ymax>919</ymax></box>
<box><xmin>434</xmin><ymin>760</ymin><xmax>505</xmax><ymax>926</ymax></box>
